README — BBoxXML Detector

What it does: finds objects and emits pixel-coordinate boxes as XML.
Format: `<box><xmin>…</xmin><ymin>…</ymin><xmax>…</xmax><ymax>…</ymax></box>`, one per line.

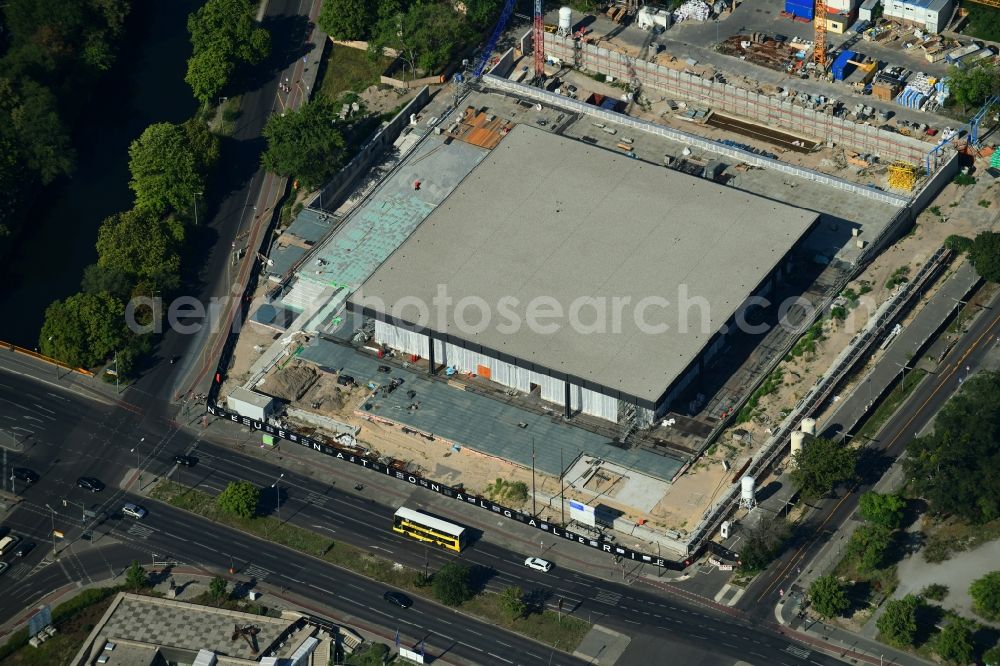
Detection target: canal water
<box><xmin>0</xmin><ymin>0</ymin><xmax>200</xmax><ymax>348</ymax></box>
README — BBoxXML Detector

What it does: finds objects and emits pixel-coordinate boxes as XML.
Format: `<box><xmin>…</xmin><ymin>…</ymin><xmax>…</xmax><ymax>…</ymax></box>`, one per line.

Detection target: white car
<box><xmin>122</xmin><ymin>503</ymin><xmax>147</xmax><ymax>519</ymax></box>
<box><xmin>524</xmin><ymin>557</ymin><xmax>553</xmax><ymax>573</ymax></box>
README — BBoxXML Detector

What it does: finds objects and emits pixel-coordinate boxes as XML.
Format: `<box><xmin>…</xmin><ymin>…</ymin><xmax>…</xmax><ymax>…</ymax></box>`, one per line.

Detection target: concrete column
<box><xmin>565</xmin><ymin>381</ymin><xmax>572</xmax><ymax>418</ymax></box>
<box><xmin>427</xmin><ymin>332</ymin><xmax>436</xmax><ymax>375</ymax></box>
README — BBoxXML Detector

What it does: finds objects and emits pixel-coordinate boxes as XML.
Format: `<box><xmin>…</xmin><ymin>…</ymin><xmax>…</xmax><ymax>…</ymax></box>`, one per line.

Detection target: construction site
<box><xmin>215</xmin><ymin>2</ymin><xmax>970</xmax><ymax>562</ymax></box>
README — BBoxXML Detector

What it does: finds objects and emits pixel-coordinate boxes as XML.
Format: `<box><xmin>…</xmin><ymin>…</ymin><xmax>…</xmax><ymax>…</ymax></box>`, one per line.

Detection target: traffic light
<box><xmin>62</xmin><ymin>499</ymin><xmax>68</xmax><ymax>507</ymax></box>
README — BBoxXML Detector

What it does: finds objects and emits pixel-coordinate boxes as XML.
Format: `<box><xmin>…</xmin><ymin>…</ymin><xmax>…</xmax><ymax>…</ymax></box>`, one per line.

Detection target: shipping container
<box><xmin>832</xmin><ymin>50</ymin><xmax>856</xmax><ymax>80</ymax></box>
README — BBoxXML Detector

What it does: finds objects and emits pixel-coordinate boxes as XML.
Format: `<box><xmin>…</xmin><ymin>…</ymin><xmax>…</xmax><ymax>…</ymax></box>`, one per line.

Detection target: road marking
<box><xmin>459</xmin><ymin>641</ymin><xmax>484</xmax><ymax>652</ymax></box>
<box><xmin>348</xmin><ymin>583</ymin><xmax>364</xmax><ymax>591</ymax></box>
<box><xmin>784</xmin><ymin>645</ymin><xmax>811</xmax><ymax>659</ymax></box>
<box><xmin>309</xmin><ymin>584</ymin><xmax>335</xmax><ymax>595</ymax></box>
<box><xmin>243</xmin><ymin>564</ymin><xmax>271</xmax><ymax>581</ymax></box>
<box><xmin>487</xmin><ymin>653</ymin><xmax>513</xmax><ymax>664</ymax></box>
<box><xmin>593</xmin><ymin>590</ymin><xmax>622</xmax><ymax>606</ymax></box>
<box><xmin>127</xmin><ymin>524</ymin><xmax>153</xmax><ymax>539</ymax></box>
<box><xmin>370</xmin><ymin>545</ymin><xmax>394</xmax><ymax>554</ymax></box>
<box><xmin>751</xmin><ymin>652</ymin><xmax>766</xmax><ymax>658</ymax></box>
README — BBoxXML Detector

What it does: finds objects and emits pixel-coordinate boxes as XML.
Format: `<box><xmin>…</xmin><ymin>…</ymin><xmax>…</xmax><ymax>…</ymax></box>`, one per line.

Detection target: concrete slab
<box><xmin>297</xmin><ymin>338</ymin><xmax>686</xmax><ymax>481</ymax></box>
<box><xmin>563</xmin><ymin>457</ymin><xmax>671</xmax><ymax>513</ymax></box>
<box><xmin>573</xmin><ymin>624</ymin><xmax>631</xmax><ymax>665</ymax></box>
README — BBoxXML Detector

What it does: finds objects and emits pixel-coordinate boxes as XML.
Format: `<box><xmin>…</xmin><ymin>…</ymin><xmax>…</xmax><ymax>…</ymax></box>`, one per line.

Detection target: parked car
<box><xmin>12</xmin><ymin>468</ymin><xmax>39</xmax><ymax>483</ymax></box>
<box><xmin>173</xmin><ymin>454</ymin><xmax>197</xmax><ymax>467</ymax></box>
<box><xmin>77</xmin><ymin>477</ymin><xmax>105</xmax><ymax>492</ymax></box>
<box><xmin>524</xmin><ymin>557</ymin><xmax>553</xmax><ymax>573</ymax></box>
<box><xmin>383</xmin><ymin>590</ymin><xmax>413</xmax><ymax>608</ymax></box>
<box><xmin>122</xmin><ymin>503</ymin><xmax>147</xmax><ymax>519</ymax></box>
<box><xmin>15</xmin><ymin>541</ymin><xmax>36</xmax><ymax>557</ymax></box>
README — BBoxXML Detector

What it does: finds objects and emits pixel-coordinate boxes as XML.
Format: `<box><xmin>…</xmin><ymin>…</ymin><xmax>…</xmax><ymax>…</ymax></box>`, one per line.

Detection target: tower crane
<box><xmin>814</xmin><ymin>0</ymin><xmax>827</xmax><ymax>67</ymax></box>
<box><xmin>533</xmin><ymin>0</ymin><xmax>545</xmax><ymax>79</ymax></box>
<box><xmin>472</xmin><ymin>0</ymin><xmax>518</xmax><ymax>77</ymax></box>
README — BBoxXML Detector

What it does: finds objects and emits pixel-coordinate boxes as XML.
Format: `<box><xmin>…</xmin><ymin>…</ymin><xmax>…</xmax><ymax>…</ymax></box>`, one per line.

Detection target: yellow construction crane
<box><xmin>814</xmin><ymin>0</ymin><xmax>827</xmax><ymax>66</ymax></box>
<box><xmin>888</xmin><ymin>162</ymin><xmax>918</xmax><ymax>191</ymax></box>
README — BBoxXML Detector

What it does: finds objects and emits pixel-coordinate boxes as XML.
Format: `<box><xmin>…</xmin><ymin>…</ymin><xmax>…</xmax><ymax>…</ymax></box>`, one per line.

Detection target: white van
<box><xmin>0</xmin><ymin>534</ymin><xmax>21</xmax><ymax>556</ymax></box>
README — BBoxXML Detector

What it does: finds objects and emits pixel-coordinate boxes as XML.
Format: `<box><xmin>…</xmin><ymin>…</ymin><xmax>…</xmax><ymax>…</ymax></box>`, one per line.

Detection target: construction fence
<box><xmin>540</xmin><ymin>35</ymin><xmax>942</xmax><ymax>168</ymax></box>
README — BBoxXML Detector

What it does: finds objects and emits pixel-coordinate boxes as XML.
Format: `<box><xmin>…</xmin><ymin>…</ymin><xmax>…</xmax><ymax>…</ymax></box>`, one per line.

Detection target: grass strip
<box><xmin>150</xmin><ymin>480</ymin><xmax>589</xmax><ymax>649</ymax></box>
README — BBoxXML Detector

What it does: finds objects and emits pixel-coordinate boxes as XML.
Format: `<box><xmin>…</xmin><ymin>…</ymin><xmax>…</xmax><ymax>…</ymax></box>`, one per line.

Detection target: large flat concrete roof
<box><xmin>351</xmin><ymin>124</ymin><xmax>818</xmax><ymax>403</ymax></box>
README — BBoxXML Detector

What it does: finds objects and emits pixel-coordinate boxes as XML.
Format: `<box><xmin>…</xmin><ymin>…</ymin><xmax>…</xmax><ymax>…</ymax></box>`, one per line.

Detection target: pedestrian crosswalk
<box><xmin>5</xmin><ymin>562</ymin><xmax>31</xmax><ymax>581</ymax></box>
<box><xmin>243</xmin><ymin>564</ymin><xmax>271</xmax><ymax>582</ymax></box>
<box><xmin>593</xmin><ymin>590</ymin><xmax>622</xmax><ymax>606</ymax></box>
<box><xmin>305</xmin><ymin>491</ymin><xmax>328</xmax><ymax>508</ymax></box>
<box><xmin>126</xmin><ymin>524</ymin><xmax>154</xmax><ymax>539</ymax></box>
<box><xmin>713</xmin><ymin>583</ymin><xmax>746</xmax><ymax>606</ymax></box>
<box><xmin>784</xmin><ymin>645</ymin><xmax>811</xmax><ymax>659</ymax></box>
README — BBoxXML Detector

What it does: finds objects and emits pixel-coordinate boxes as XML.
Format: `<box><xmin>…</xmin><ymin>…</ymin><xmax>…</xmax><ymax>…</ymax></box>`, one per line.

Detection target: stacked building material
<box><xmin>894</xmin><ymin>72</ymin><xmax>935</xmax><ymax>109</ymax></box>
<box><xmin>673</xmin><ymin>0</ymin><xmax>710</xmax><ymax>22</ymax></box>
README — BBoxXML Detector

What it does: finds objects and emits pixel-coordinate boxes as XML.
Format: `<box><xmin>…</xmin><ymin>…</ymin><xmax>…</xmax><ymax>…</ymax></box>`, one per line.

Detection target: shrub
<box><xmin>921</xmin><ymin>583</ymin><xmax>949</xmax><ymax>601</ymax></box>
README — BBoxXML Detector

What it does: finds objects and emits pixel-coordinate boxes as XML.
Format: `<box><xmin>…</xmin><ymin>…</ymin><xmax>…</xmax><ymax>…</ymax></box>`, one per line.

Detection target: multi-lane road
<box><xmin>0</xmin><ymin>359</ymin><xmax>852</xmax><ymax>666</ymax></box>
<box><xmin>739</xmin><ymin>289</ymin><xmax>1000</xmax><ymax>617</ymax></box>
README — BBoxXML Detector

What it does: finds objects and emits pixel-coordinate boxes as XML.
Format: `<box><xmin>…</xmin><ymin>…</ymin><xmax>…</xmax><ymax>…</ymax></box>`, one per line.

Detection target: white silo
<box><xmin>739</xmin><ymin>475</ymin><xmax>757</xmax><ymax>511</ymax></box>
<box><xmin>790</xmin><ymin>430</ymin><xmax>806</xmax><ymax>459</ymax></box>
<box><xmin>558</xmin><ymin>6</ymin><xmax>573</xmax><ymax>35</ymax></box>
<box><xmin>800</xmin><ymin>417</ymin><xmax>817</xmax><ymax>436</ymax></box>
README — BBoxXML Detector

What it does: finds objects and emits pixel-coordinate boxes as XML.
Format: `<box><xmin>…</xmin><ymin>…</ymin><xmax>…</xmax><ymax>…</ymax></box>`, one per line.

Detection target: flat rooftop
<box><xmin>351</xmin><ymin>124</ymin><xmax>818</xmax><ymax>403</ymax></box>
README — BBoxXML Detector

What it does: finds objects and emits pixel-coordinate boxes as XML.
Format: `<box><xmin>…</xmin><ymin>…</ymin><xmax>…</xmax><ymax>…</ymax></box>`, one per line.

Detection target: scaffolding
<box><xmin>888</xmin><ymin>161</ymin><xmax>918</xmax><ymax>191</ymax></box>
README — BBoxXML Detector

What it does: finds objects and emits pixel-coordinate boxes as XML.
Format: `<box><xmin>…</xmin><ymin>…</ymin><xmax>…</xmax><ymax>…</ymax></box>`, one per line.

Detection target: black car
<box><xmin>383</xmin><ymin>591</ymin><xmax>412</xmax><ymax>608</ymax></box>
<box><xmin>15</xmin><ymin>541</ymin><xmax>35</xmax><ymax>557</ymax></box>
<box><xmin>77</xmin><ymin>476</ymin><xmax>105</xmax><ymax>492</ymax></box>
<box><xmin>173</xmin><ymin>454</ymin><xmax>197</xmax><ymax>467</ymax></box>
<box><xmin>12</xmin><ymin>468</ymin><xmax>39</xmax><ymax>483</ymax></box>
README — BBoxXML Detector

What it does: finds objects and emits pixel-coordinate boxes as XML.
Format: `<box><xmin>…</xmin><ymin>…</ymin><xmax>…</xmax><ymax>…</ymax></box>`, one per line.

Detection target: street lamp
<box><xmin>44</xmin><ymin>503</ymin><xmax>57</xmax><ymax>554</ymax></box>
<box><xmin>272</xmin><ymin>473</ymin><xmax>284</xmax><ymax>524</ymax></box>
<box><xmin>193</xmin><ymin>191</ymin><xmax>203</xmax><ymax>226</ymax></box>
<box><xmin>131</xmin><ymin>437</ymin><xmax>145</xmax><ymax>489</ymax></box>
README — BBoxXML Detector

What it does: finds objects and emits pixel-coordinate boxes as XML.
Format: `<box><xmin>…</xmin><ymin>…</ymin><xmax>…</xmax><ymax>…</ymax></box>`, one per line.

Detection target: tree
<box><xmin>39</xmin><ymin>291</ymin><xmax>126</xmax><ymax>367</ymax></box>
<box><xmin>947</xmin><ymin>62</ymin><xmax>1000</xmax><ymax>112</ymax></box>
<box><xmin>345</xmin><ymin>643</ymin><xmax>390</xmax><ymax>666</ymax></box>
<box><xmin>318</xmin><ymin>0</ymin><xmax>375</xmax><ymax>40</ymax></box>
<box><xmin>790</xmin><ymin>437</ymin><xmax>857</xmax><ymax>500</ymax></box>
<box><xmin>0</xmin><ymin>77</ymin><xmax>75</xmax><ymax>184</ymax></box>
<box><xmin>808</xmin><ymin>575</ymin><xmax>849</xmax><ymax>618</ymax></box>
<box><xmin>464</xmin><ymin>0</ymin><xmax>505</xmax><ymax>30</ymax></box>
<box><xmin>845</xmin><ymin>524</ymin><xmax>893</xmax><ymax>573</ymax></box>
<box><xmin>877</xmin><ymin>595</ymin><xmax>919</xmax><ymax>648</ymax></box>
<box><xmin>216</xmin><ymin>480</ymin><xmax>260</xmax><ymax>519</ymax></box>
<box><xmin>96</xmin><ymin>208</ymin><xmax>184</xmax><ymax>289</ymax></box>
<box><xmin>124</xmin><ymin>560</ymin><xmax>146</xmax><ymax>590</ymax></box>
<box><xmin>186</xmin><ymin>0</ymin><xmax>270</xmax><ymax>103</ymax></box>
<box><xmin>261</xmin><ymin>98</ymin><xmax>346</xmax><ymax>188</ymax></box>
<box><xmin>905</xmin><ymin>372</ymin><xmax>1000</xmax><ymax>524</ymax></box>
<box><xmin>81</xmin><ymin>263</ymin><xmax>133</xmax><ymax>300</ymax></box>
<box><xmin>128</xmin><ymin>122</ymin><xmax>206</xmax><ymax>217</ymax></box>
<box><xmin>970</xmin><ymin>231</ymin><xmax>1000</xmax><ymax>283</ymax></box>
<box><xmin>984</xmin><ymin>643</ymin><xmax>1000</xmax><ymax>666</ymax></box>
<box><xmin>970</xmin><ymin>571</ymin><xmax>1000</xmax><ymax>621</ymax></box>
<box><xmin>935</xmin><ymin>618</ymin><xmax>975</xmax><ymax>665</ymax></box>
<box><xmin>499</xmin><ymin>585</ymin><xmax>526</xmax><ymax>620</ymax></box>
<box><xmin>185</xmin><ymin>44</ymin><xmax>234</xmax><ymax>105</ymax></box>
<box><xmin>859</xmin><ymin>492</ymin><xmax>906</xmax><ymax>530</ymax></box>
<box><xmin>370</xmin><ymin>2</ymin><xmax>471</xmax><ymax>76</ymax></box>
<box><xmin>432</xmin><ymin>562</ymin><xmax>472</xmax><ymax>606</ymax></box>
<box><xmin>738</xmin><ymin>516</ymin><xmax>789</xmax><ymax>574</ymax></box>
<box><xmin>209</xmin><ymin>575</ymin><xmax>229</xmax><ymax>604</ymax></box>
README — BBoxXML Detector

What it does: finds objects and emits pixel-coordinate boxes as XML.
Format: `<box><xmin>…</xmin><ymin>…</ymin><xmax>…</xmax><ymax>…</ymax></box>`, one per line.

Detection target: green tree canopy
<box><xmin>970</xmin><ymin>231</ymin><xmax>1000</xmax><ymax>283</ymax></box>
<box><xmin>464</xmin><ymin>0</ymin><xmax>506</xmax><ymax>30</ymax></box>
<box><xmin>39</xmin><ymin>291</ymin><xmax>126</xmax><ymax>367</ymax></box>
<box><xmin>261</xmin><ymin>98</ymin><xmax>346</xmax><ymax>188</ymax></box>
<box><xmin>371</xmin><ymin>1</ymin><xmax>471</xmax><ymax>75</ymax></box>
<box><xmin>845</xmin><ymin>524</ymin><xmax>893</xmax><ymax>573</ymax></box>
<box><xmin>859</xmin><ymin>492</ymin><xmax>906</xmax><ymax>530</ymax></box>
<box><xmin>905</xmin><ymin>371</ymin><xmax>1000</xmax><ymax>524</ymax></box>
<box><xmin>877</xmin><ymin>594</ymin><xmax>919</xmax><ymax>648</ymax></box>
<box><xmin>790</xmin><ymin>437</ymin><xmax>857</xmax><ymax>499</ymax></box>
<box><xmin>808</xmin><ymin>575</ymin><xmax>850</xmax><ymax>618</ymax></box>
<box><xmin>935</xmin><ymin>618</ymin><xmax>974</xmax><ymax>665</ymax></box>
<box><xmin>125</xmin><ymin>560</ymin><xmax>147</xmax><ymax>590</ymax></box>
<box><xmin>209</xmin><ymin>575</ymin><xmax>229</xmax><ymax>604</ymax></box>
<box><xmin>96</xmin><ymin>208</ymin><xmax>185</xmax><ymax>290</ymax></box>
<box><xmin>216</xmin><ymin>480</ymin><xmax>260</xmax><ymax>519</ymax></box>
<box><xmin>432</xmin><ymin>562</ymin><xmax>472</xmax><ymax>606</ymax></box>
<box><xmin>0</xmin><ymin>77</ymin><xmax>75</xmax><ymax>184</ymax></box>
<box><xmin>738</xmin><ymin>516</ymin><xmax>789</xmax><ymax>574</ymax></box>
<box><xmin>318</xmin><ymin>0</ymin><xmax>375</xmax><ymax>40</ymax></box>
<box><xmin>186</xmin><ymin>0</ymin><xmax>270</xmax><ymax>103</ymax></box>
<box><xmin>970</xmin><ymin>571</ymin><xmax>1000</xmax><ymax>622</ymax></box>
<box><xmin>128</xmin><ymin>122</ymin><xmax>210</xmax><ymax>217</ymax></box>
<box><xmin>984</xmin><ymin>643</ymin><xmax>1000</xmax><ymax>666</ymax></box>
<box><xmin>499</xmin><ymin>585</ymin><xmax>526</xmax><ymax>620</ymax></box>
<box><xmin>946</xmin><ymin>62</ymin><xmax>1000</xmax><ymax>112</ymax></box>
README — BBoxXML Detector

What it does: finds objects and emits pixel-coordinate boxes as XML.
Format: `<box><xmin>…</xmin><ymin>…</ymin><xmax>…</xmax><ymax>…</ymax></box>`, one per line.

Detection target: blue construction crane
<box><xmin>472</xmin><ymin>0</ymin><xmax>519</xmax><ymax>78</ymax></box>
<box><xmin>969</xmin><ymin>94</ymin><xmax>1000</xmax><ymax>147</ymax></box>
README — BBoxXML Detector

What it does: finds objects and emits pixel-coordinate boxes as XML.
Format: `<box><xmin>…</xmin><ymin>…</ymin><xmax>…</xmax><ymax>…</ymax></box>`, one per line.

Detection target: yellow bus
<box><xmin>392</xmin><ymin>507</ymin><xmax>467</xmax><ymax>552</ymax></box>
